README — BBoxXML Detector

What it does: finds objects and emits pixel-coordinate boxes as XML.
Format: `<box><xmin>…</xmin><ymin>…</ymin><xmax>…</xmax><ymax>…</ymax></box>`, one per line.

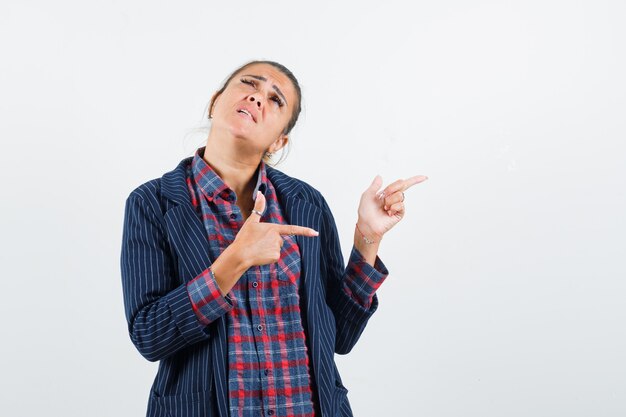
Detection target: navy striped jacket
<box><xmin>120</xmin><ymin>155</ymin><xmax>384</xmax><ymax>417</ymax></box>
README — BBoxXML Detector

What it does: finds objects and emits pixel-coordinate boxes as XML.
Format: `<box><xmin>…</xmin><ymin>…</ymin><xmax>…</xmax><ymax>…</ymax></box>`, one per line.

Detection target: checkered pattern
<box><xmin>184</xmin><ymin>146</ymin><xmax>388</xmax><ymax>417</ymax></box>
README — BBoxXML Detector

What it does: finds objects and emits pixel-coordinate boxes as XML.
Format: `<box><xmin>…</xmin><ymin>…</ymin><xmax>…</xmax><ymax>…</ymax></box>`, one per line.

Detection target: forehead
<box><xmin>236</xmin><ymin>63</ymin><xmax>288</xmax><ymax>83</ymax></box>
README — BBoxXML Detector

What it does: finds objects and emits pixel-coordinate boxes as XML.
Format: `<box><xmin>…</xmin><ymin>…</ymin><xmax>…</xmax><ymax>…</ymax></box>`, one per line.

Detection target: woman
<box><xmin>120</xmin><ymin>60</ymin><xmax>427</xmax><ymax>417</ymax></box>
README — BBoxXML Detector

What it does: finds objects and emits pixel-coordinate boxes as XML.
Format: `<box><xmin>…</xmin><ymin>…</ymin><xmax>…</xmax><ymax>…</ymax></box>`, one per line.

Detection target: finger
<box><xmin>381</xmin><ymin>175</ymin><xmax>428</xmax><ymax>197</ymax></box>
<box><xmin>383</xmin><ymin>191</ymin><xmax>405</xmax><ymax>210</ymax></box>
<box><xmin>273</xmin><ymin>224</ymin><xmax>319</xmax><ymax>237</ymax></box>
<box><xmin>247</xmin><ymin>191</ymin><xmax>266</xmax><ymax>223</ymax></box>
<box><xmin>388</xmin><ymin>201</ymin><xmax>405</xmax><ymax>216</ymax></box>
<box><xmin>404</xmin><ymin>175</ymin><xmax>429</xmax><ymax>190</ymax></box>
<box><xmin>368</xmin><ymin>174</ymin><xmax>384</xmax><ymax>196</ymax></box>
<box><xmin>377</xmin><ymin>178</ymin><xmax>403</xmax><ymax>201</ymax></box>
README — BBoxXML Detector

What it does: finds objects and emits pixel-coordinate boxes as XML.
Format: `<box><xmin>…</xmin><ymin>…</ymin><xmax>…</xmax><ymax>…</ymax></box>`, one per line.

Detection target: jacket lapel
<box><xmin>266</xmin><ymin>167</ymin><xmax>324</xmax><ymax>345</ymax></box>
<box><xmin>161</xmin><ymin>157</ymin><xmax>213</xmax><ymax>282</ymax></box>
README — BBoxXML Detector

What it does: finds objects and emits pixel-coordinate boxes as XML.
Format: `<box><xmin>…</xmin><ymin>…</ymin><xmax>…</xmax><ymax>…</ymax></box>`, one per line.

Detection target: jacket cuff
<box><xmin>186</xmin><ymin>266</ymin><xmax>235</xmax><ymax>326</ymax></box>
<box><xmin>342</xmin><ymin>245</ymin><xmax>389</xmax><ymax>309</ymax></box>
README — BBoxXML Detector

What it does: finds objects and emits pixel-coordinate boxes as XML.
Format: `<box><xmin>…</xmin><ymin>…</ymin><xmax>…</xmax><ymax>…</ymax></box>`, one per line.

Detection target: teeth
<box><xmin>238</xmin><ymin>109</ymin><xmax>252</xmax><ymax>118</ymax></box>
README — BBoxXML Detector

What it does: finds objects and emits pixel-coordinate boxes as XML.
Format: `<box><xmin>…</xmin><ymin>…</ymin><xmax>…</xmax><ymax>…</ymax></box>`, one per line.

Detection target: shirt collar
<box><xmin>191</xmin><ymin>146</ymin><xmax>268</xmax><ymax>203</ymax></box>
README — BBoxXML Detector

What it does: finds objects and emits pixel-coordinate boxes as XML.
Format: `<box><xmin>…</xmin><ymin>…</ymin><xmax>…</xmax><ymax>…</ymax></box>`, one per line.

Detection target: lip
<box><xmin>236</xmin><ymin>105</ymin><xmax>257</xmax><ymax>123</ymax></box>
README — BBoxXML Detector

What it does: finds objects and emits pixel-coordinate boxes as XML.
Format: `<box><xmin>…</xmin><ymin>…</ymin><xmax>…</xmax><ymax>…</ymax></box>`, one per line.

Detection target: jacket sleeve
<box><xmin>120</xmin><ymin>192</ymin><xmax>231</xmax><ymax>362</ymax></box>
<box><xmin>318</xmin><ymin>193</ymin><xmax>388</xmax><ymax>355</ymax></box>
<box><xmin>342</xmin><ymin>245</ymin><xmax>389</xmax><ymax>309</ymax></box>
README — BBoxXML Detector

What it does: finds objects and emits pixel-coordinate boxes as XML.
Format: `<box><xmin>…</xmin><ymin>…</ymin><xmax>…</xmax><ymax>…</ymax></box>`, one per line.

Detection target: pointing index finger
<box><xmin>381</xmin><ymin>175</ymin><xmax>428</xmax><ymax>196</ymax></box>
<box><xmin>404</xmin><ymin>175</ymin><xmax>428</xmax><ymax>190</ymax></box>
<box><xmin>273</xmin><ymin>223</ymin><xmax>319</xmax><ymax>237</ymax></box>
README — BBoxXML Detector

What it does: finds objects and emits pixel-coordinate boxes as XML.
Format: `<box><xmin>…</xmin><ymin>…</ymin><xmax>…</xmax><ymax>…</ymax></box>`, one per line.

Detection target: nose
<box><xmin>248</xmin><ymin>95</ymin><xmax>262</xmax><ymax>109</ymax></box>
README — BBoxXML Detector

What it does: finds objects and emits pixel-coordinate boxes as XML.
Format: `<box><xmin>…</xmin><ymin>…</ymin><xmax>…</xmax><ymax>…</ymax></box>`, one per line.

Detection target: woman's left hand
<box><xmin>356</xmin><ymin>174</ymin><xmax>428</xmax><ymax>241</ymax></box>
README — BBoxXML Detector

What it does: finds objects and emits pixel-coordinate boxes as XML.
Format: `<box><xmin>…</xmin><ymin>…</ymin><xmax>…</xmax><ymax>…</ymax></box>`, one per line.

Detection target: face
<box><xmin>209</xmin><ymin>63</ymin><xmax>297</xmax><ymax>157</ymax></box>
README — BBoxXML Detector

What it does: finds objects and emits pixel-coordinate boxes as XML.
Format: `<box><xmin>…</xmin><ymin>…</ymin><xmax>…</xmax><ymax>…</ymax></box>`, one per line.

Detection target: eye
<box><xmin>271</xmin><ymin>95</ymin><xmax>284</xmax><ymax>107</ymax></box>
<box><xmin>241</xmin><ymin>78</ymin><xmax>255</xmax><ymax>87</ymax></box>
<box><xmin>240</xmin><ymin>78</ymin><xmax>284</xmax><ymax>107</ymax></box>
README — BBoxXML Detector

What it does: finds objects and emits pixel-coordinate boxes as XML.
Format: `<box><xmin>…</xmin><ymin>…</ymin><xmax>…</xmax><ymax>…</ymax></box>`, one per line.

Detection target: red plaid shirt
<box><xmin>184</xmin><ymin>146</ymin><xmax>388</xmax><ymax>417</ymax></box>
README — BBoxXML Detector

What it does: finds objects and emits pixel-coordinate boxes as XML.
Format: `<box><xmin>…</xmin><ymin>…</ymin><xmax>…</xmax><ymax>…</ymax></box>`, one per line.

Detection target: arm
<box><xmin>322</xmin><ymin>174</ymin><xmax>426</xmax><ymax>353</ymax></box>
<box><xmin>318</xmin><ymin>194</ymin><xmax>389</xmax><ymax>355</ymax></box>
<box><xmin>120</xmin><ymin>193</ymin><xmax>241</xmax><ymax>362</ymax></box>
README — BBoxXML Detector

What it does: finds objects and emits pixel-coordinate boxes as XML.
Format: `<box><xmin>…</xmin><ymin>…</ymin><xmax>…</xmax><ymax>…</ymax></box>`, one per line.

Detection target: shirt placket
<box><xmin>253</xmin><ymin>261</ymin><xmax>277</xmax><ymax>417</ymax></box>
<box><xmin>226</xmin><ymin>196</ymin><xmax>277</xmax><ymax>417</ymax></box>
<box><xmin>221</xmin><ymin>194</ymin><xmax>255</xmax><ymax>417</ymax></box>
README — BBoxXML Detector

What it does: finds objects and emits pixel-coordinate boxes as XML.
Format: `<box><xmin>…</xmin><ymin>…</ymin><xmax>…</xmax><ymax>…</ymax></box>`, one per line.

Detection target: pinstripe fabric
<box><xmin>120</xmin><ymin>149</ymin><xmax>389</xmax><ymax>417</ymax></box>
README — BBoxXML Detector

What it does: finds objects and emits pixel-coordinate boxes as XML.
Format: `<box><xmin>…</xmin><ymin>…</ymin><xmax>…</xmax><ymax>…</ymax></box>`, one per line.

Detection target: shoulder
<box><xmin>122</xmin><ymin>178</ymin><xmax>166</xmax><ymax>228</ymax></box>
<box><xmin>296</xmin><ymin>177</ymin><xmax>326</xmax><ymax>206</ymax></box>
<box><xmin>123</xmin><ymin>156</ymin><xmax>191</xmax><ymax>213</ymax></box>
<box><xmin>266</xmin><ymin>165</ymin><xmax>327</xmax><ymax>209</ymax></box>
<box><xmin>124</xmin><ymin>175</ymin><xmax>165</xmax><ymax>222</ymax></box>
<box><xmin>127</xmin><ymin>177</ymin><xmax>162</xmax><ymax>202</ymax></box>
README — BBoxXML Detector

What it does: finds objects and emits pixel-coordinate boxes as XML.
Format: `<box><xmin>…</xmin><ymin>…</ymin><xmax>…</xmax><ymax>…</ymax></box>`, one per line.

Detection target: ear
<box><xmin>269</xmin><ymin>134</ymin><xmax>289</xmax><ymax>153</ymax></box>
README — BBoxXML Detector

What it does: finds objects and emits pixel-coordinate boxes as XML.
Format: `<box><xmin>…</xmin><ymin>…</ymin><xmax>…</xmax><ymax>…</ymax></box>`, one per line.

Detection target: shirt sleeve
<box><xmin>186</xmin><ymin>266</ymin><xmax>236</xmax><ymax>326</ymax></box>
<box><xmin>342</xmin><ymin>245</ymin><xmax>389</xmax><ymax>309</ymax></box>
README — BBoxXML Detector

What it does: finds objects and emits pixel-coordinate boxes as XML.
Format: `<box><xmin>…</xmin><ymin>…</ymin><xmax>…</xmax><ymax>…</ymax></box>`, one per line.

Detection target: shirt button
<box><xmin>264</xmin><ymin>369</ymin><xmax>269</xmax><ymax>375</ymax></box>
<box><xmin>252</xmin><ymin>282</ymin><xmax>258</xmax><ymax>288</ymax></box>
<box><xmin>268</xmin><ymin>411</ymin><xmax>274</xmax><ymax>416</ymax></box>
<box><xmin>257</xmin><ymin>324</ymin><xmax>263</xmax><ymax>331</ymax></box>
<box><xmin>230</xmin><ymin>213</ymin><xmax>236</xmax><ymax>219</ymax></box>
<box><xmin>207</xmin><ymin>191</ymin><xmax>213</xmax><ymax>197</ymax></box>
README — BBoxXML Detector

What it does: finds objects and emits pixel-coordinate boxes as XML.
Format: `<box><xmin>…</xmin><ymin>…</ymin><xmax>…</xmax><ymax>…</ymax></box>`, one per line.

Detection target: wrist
<box><xmin>225</xmin><ymin>241</ymin><xmax>249</xmax><ymax>271</ymax></box>
<box><xmin>353</xmin><ymin>227</ymin><xmax>380</xmax><ymax>267</ymax></box>
<box><xmin>355</xmin><ymin>219</ymin><xmax>382</xmax><ymax>244</ymax></box>
<box><xmin>211</xmin><ymin>242</ymin><xmax>249</xmax><ymax>296</ymax></box>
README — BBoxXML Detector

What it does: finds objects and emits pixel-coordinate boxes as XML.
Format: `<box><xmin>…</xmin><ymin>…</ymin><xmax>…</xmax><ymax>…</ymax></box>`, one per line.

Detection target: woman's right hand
<box><xmin>233</xmin><ymin>191</ymin><xmax>319</xmax><ymax>268</ymax></box>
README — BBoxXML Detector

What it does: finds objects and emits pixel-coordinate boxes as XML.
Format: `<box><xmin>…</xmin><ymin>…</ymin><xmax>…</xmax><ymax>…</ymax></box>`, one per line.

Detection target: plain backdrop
<box><xmin>1</xmin><ymin>1</ymin><xmax>624</xmax><ymax>416</ymax></box>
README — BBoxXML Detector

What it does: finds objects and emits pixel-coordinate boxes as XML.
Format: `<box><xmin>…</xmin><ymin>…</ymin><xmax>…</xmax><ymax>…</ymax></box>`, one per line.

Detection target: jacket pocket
<box><xmin>148</xmin><ymin>389</ymin><xmax>215</xmax><ymax>417</ymax></box>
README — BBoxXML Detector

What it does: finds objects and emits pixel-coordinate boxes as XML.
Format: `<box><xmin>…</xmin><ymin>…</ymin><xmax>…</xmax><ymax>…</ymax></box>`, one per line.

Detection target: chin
<box><xmin>219</xmin><ymin>116</ymin><xmax>253</xmax><ymax>138</ymax></box>
<box><xmin>228</xmin><ymin>125</ymin><xmax>254</xmax><ymax>141</ymax></box>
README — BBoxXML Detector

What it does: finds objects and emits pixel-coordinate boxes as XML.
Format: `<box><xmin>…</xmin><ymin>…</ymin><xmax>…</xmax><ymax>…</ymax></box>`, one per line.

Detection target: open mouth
<box><xmin>237</xmin><ymin>108</ymin><xmax>255</xmax><ymax>122</ymax></box>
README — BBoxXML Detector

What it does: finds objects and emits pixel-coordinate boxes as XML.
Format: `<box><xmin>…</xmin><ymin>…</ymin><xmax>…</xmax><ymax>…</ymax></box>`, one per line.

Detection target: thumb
<box><xmin>247</xmin><ymin>190</ymin><xmax>266</xmax><ymax>223</ymax></box>
<box><xmin>368</xmin><ymin>174</ymin><xmax>383</xmax><ymax>195</ymax></box>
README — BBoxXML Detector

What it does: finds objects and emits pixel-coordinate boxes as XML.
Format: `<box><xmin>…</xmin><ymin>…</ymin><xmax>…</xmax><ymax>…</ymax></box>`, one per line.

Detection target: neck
<box><xmin>202</xmin><ymin>132</ymin><xmax>262</xmax><ymax>206</ymax></box>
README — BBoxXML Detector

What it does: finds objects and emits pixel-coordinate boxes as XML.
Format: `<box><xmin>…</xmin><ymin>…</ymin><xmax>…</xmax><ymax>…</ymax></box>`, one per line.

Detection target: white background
<box><xmin>1</xmin><ymin>1</ymin><xmax>625</xmax><ymax>416</ymax></box>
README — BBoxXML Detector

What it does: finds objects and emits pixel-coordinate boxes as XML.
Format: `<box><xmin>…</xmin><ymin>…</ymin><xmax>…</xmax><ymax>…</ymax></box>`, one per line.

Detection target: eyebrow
<box><xmin>241</xmin><ymin>74</ymin><xmax>288</xmax><ymax>106</ymax></box>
